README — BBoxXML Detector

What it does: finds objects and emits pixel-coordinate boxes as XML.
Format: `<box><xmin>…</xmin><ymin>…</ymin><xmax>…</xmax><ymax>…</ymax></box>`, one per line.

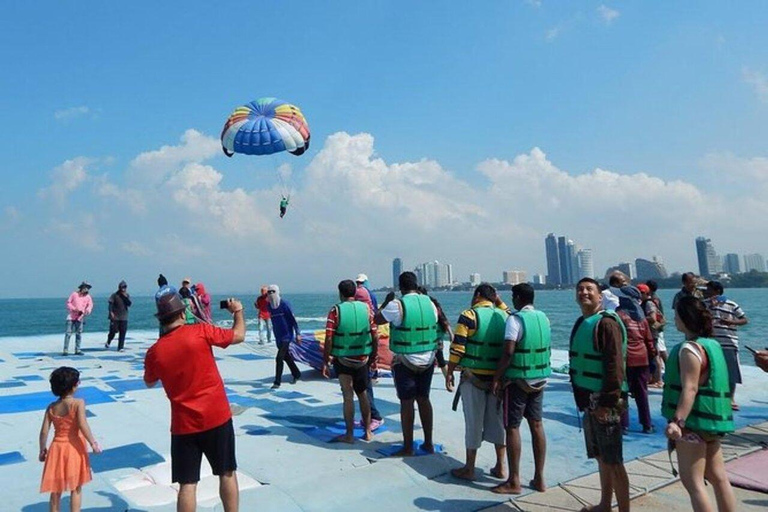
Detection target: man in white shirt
<box><xmin>375</xmin><ymin>271</ymin><xmax>438</xmax><ymax>456</ymax></box>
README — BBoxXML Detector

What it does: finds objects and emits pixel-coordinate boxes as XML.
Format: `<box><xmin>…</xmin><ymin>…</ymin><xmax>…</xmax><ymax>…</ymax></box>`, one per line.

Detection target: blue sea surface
<box><xmin>0</xmin><ymin>289</ymin><xmax>765</xmax><ymax>364</ymax></box>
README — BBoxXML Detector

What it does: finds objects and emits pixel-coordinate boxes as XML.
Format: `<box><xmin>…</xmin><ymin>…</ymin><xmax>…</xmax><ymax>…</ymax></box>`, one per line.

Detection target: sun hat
<box><xmin>155</xmin><ymin>293</ymin><xmax>186</xmax><ymax>321</ymax></box>
<box><xmin>355</xmin><ymin>273</ymin><xmax>368</xmax><ymax>283</ymax></box>
<box><xmin>78</xmin><ymin>281</ymin><xmax>92</xmax><ymax>290</ymax></box>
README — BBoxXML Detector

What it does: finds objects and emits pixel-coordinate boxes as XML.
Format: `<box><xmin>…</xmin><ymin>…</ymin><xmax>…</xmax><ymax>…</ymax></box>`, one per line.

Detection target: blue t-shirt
<box><xmin>268</xmin><ymin>300</ymin><xmax>299</xmax><ymax>344</ymax></box>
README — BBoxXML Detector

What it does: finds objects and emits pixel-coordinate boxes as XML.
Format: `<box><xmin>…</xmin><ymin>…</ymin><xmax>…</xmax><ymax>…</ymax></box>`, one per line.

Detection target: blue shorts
<box><xmin>392</xmin><ymin>362</ymin><xmax>434</xmax><ymax>401</ymax></box>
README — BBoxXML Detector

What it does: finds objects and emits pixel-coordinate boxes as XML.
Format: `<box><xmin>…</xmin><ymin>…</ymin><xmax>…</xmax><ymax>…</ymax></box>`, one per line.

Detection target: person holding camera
<box><xmin>144</xmin><ymin>293</ymin><xmax>245</xmax><ymax>512</ymax></box>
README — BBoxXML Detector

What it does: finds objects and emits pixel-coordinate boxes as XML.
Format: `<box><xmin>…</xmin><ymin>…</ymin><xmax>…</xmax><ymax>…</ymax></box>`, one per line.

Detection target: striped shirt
<box><xmin>450</xmin><ymin>299</ymin><xmax>509</xmax><ymax>376</ymax></box>
<box><xmin>706</xmin><ymin>299</ymin><xmax>746</xmax><ymax>348</ymax></box>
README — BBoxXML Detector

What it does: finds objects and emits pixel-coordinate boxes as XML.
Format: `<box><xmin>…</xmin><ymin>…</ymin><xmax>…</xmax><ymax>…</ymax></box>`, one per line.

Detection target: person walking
<box><xmin>704</xmin><ymin>281</ymin><xmax>748</xmax><ymax>411</ymax></box>
<box><xmin>663</xmin><ymin>296</ymin><xmax>736</xmax><ymax>512</ymax></box>
<box><xmin>266</xmin><ymin>285</ymin><xmax>302</xmax><ymax>389</ymax></box>
<box><xmin>375</xmin><ymin>271</ymin><xmax>438</xmax><ymax>456</ymax></box>
<box><xmin>63</xmin><ymin>282</ymin><xmax>94</xmax><ymax>356</ymax></box>
<box><xmin>254</xmin><ymin>286</ymin><xmax>273</xmax><ymax>345</ymax></box>
<box><xmin>38</xmin><ymin>366</ymin><xmax>101</xmax><ymax>512</ymax></box>
<box><xmin>616</xmin><ymin>287</ymin><xmax>656</xmax><ymax>434</ymax></box>
<box><xmin>144</xmin><ymin>293</ymin><xmax>245</xmax><ymax>512</ymax></box>
<box><xmin>569</xmin><ymin>278</ymin><xmax>629</xmax><ymax>512</ymax></box>
<box><xmin>445</xmin><ymin>283</ymin><xmax>508</xmax><ymax>481</ymax></box>
<box><xmin>492</xmin><ymin>283</ymin><xmax>551</xmax><ymax>494</ymax></box>
<box><xmin>321</xmin><ymin>280</ymin><xmax>378</xmax><ymax>443</ymax></box>
<box><xmin>105</xmin><ymin>281</ymin><xmax>131</xmax><ymax>352</ymax></box>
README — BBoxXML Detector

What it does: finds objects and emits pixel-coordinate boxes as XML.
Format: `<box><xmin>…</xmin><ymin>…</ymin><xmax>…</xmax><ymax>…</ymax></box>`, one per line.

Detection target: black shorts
<box><xmin>392</xmin><ymin>362</ymin><xmax>434</xmax><ymax>401</ymax></box>
<box><xmin>505</xmin><ymin>382</ymin><xmax>544</xmax><ymax>428</ymax></box>
<box><xmin>334</xmin><ymin>360</ymin><xmax>369</xmax><ymax>393</ymax></box>
<box><xmin>171</xmin><ymin>419</ymin><xmax>237</xmax><ymax>484</ymax></box>
<box><xmin>583</xmin><ymin>411</ymin><xmax>623</xmax><ymax>465</ymax></box>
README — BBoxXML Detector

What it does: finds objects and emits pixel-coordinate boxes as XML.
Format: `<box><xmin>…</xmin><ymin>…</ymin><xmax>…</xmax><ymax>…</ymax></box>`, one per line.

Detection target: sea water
<box><xmin>1</xmin><ymin>288</ymin><xmax>765</xmax><ymax>365</ymax></box>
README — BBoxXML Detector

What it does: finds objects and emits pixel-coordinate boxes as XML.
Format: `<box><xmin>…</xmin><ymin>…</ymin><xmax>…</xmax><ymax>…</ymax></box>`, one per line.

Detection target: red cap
<box><xmin>637</xmin><ymin>284</ymin><xmax>650</xmax><ymax>294</ymax></box>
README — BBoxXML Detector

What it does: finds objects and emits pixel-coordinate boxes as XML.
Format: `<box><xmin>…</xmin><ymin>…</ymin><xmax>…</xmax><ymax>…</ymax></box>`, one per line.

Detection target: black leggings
<box><xmin>107</xmin><ymin>320</ymin><xmax>128</xmax><ymax>350</ymax></box>
<box><xmin>275</xmin><ymin>343</ymin><xmax>300</xmax><ymax>385</ymax></box>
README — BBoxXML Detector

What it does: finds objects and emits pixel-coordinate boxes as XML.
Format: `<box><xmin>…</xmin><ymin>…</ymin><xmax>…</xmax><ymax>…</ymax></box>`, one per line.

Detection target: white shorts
<box><xmin>459</xmin><ymin>379</ymin><xmax>505</xmax><ymax>449</ymax></box>
<box><xmin>656</xmin><ymin>331</ymin><xmax>667</xmax><ymax>353</ymax></box>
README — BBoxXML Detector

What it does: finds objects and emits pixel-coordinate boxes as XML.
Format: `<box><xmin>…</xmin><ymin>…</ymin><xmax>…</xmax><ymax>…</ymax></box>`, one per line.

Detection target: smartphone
<box><xmin>745</xmin><ymin>346</ymin><xmax>758</xmax><ymax>355</ymax></box>
<box><xmin>219</xmin><ymin>299</ymin><xmax>230</xmax><ymax>310</ymax></box>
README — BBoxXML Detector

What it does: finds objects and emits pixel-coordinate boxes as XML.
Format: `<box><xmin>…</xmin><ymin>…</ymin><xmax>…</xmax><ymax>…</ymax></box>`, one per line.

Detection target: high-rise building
<box><xmin>695</xmin><ymin>237</ymin><xmax>721</xmax><ymax>277</ymax></box>
<box><xmin>558</xmin><ymin>236</ymin><xmax>572</xmax><ymax>286</ymax></box>
<box><xmin>533</xmin><ymin>274</ymin><xmax>546</xmax><ymax>285</ymax></box>
<box><xmin>503</xmin><ymin>270</ymin><xmax>528</xmax><ymax>285</ymax></box>
<box><xmin>392</xmin><ymin>258</ymin><xmax>403</xmax><ymax>288</ymax></box>
<box><xmin>723</xmin><ymin>253</ymin><xmax>741</xmax><ymax>275</ymax></box>
<box><xmin>744</xmin><ymin>253</ymin><xmax>766</xmax><ymax>273</ymax></box>
<box><xmin>577</xmin><ymin>249</ymin><xmax>594</xmax><ymax>280</ymax></box>
<box><xmin>545</xmin><ymin>233</ymin><xmax>561</xmax><ymax>286</ymax></box>
<box><xmin>470</xmin><ymin>273</ymin><xmax>481</xmax><ymax>286</ymax></box>
<box><xmin>415</xmin><ymin>261</ymin><xmax>452</xmax><ymax>288</ymax></box>
<box><xmin>635</xmin><ymin>256</ymin><xmax>668</xmax><ymax>281</ymax></box>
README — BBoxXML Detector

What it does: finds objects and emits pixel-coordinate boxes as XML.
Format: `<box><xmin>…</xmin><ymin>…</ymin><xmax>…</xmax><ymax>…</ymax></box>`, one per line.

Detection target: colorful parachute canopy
<box><xmin>221</xmin><ymin>98</ymin><xmax>310</xmax><ymax>157</ymax></box>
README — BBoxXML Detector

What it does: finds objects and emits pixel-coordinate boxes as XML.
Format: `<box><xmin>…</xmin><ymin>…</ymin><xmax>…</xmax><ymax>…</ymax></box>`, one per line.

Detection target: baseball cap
<box><xmin>355</xmin><ymin>273</ymin><xmax>368</xmax><ymax>283</ymax></box>
<box><xmin>636</xmin><ymin>284</ymin><xmax>650</xmax><ymax>294</ymax></box>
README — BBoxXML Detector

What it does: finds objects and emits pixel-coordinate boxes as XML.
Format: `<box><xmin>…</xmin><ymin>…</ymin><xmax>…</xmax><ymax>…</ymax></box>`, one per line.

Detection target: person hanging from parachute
<box><xmin>279</xmin><ymin>195</ymin><xmax>290</xmax><ymax>218</ymax></box>
<box><xmin>220</xmin><ymin>97</ymin><xmax>310</xmax><ymax>220</ymax></box>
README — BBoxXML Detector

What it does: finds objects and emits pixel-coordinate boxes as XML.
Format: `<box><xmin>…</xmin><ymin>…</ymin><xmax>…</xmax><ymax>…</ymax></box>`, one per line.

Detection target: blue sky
<box><xmin>1</xmin><ymin>1</ymin><xmax>767</xmax><ymax>297</ymax></box>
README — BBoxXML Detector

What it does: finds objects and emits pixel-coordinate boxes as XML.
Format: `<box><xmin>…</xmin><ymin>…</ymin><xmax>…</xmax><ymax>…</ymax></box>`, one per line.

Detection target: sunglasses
<box><xmin>267</xmin><ymin>290</ymin><xmax>276</xmax><ymax>294</ymax></box>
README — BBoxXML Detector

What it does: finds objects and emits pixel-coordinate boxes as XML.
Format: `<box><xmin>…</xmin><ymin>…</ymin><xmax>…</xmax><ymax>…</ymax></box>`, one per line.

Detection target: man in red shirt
<box><xmin>144</xmin><ymin>293</ymin><xmax>246</xmax><ymax>512</ymax></box>
<box><xmin>254</xmin><ymin>286</ymin><xmax>272</xmax><ymax>345</ymax></box>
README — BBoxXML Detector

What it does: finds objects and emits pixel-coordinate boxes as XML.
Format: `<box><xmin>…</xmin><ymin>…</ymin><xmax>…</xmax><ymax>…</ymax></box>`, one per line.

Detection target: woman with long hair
<box><xmin>662</xmin><ymin>296</ymin><xmax>736</xmax><ymax>512</ymax></box>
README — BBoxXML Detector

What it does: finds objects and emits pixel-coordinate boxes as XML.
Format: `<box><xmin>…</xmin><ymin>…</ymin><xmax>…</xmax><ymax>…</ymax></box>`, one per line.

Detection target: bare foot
<box><xmin>490</xmin><ymin>465</ymin><xmax>506</xmax><ymax>479</ymax></box>
<box><xmin>491</xmin><ymin>481</ymin><xmax>522</xmax><ymax>494</ymax></box>
<box><xmin>391</xmin><ymin>447</ymin><xmax>414</xmax><ymax>457</ymax></box>
<box><xmin>330</xmin><ymin>434</ymin><xmax>355</xmax><ymax>444</ymax></box>
<box><xmin>363</xmin><ymin>430</ymin><xmax>373</xmax><ymax>442</ymax></box>
<box><xmin>420</xmin><ymin>443</ymin><xmax>435</xmax><ymax>454</ymax></box>
<box><xmin>530</xmin><ymin>478</ymin><xmax>546</xmax><ymax>492</ymax></box>
<box><xmin>451</xmin><ymin>467</ymin><xmax>476</xmax><ymax>481</ymax></box>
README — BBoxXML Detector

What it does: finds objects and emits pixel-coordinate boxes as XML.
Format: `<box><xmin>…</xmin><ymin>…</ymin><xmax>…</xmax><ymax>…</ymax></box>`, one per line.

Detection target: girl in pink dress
<box><xmin>39</xmin><ymin>367</ymin><xmax>101</xmax><ymax>512</ymax></box>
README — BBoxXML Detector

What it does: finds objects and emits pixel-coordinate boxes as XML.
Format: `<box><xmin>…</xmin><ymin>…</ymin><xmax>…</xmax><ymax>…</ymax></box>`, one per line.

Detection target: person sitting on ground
<box><xmin>375</xmin><ymin>271</ymin><xmax>439</xmax><ymax>456</ymax></box>
<box><xmin>491</xmin><ymin>283</ymin><xmax>551</xmax><ymax>495</ymax></box>
<box><xmin>704</xmin><ymin>281</ymin><xmax>748</xmax><ymax>411</ymax></box>
<box><xmin>144</xmin><ymin>293</ymin><xmax>246</xmax><ymax>512</ymax></box>
<box><xmin>569</xmin><ymin>278</ymin><xmax>629</xmax><ymax>512</ymax></box>
<box><xmin>446</xmin><ymin>283</ymin><xmax>508</xmax><ymax>481</ymax></box>
<box><xmin>322</xmin><ymin>279</ymin><xmax>379</xmax><ymax>443</ymax></box>
<box><xmin>663</xmin><ymin>296</ymin><xmax>736</xmax><ymax>512</ymax></box>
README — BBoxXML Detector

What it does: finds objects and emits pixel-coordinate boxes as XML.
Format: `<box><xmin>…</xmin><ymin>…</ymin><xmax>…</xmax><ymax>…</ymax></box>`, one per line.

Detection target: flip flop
<box><xmin>731</xmin><ymin>403</ymin><xmax>740</xmax><ymax>411</ymax></box>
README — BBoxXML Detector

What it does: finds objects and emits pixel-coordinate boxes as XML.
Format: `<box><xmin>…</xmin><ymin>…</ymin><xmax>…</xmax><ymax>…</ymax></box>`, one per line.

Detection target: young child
<box><xmin>39</xmin><ymin>367</ymin><xmax>101</xmax><ymax>512</ymax></box>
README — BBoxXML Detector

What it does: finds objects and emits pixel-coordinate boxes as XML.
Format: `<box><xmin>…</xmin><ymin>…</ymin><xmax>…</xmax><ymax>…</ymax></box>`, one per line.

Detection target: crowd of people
<box><xmin>42</xmin><ymin>270</ymin><xmax>768</xmax><ymax>512</ymax></box>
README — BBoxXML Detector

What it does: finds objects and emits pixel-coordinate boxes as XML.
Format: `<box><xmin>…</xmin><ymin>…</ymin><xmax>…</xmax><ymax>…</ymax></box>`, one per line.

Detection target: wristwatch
<box><xmin>671</xmin><ymin>416</ymin><xmax>686</xmax><ymax>429</ymax></box>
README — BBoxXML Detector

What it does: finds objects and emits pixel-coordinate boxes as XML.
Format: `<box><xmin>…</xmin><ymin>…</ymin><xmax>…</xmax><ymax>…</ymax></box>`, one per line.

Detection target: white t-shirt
<box><xmin>505</xmin><ymin>305</ymin><xmax>548</xmax><ymax>386</ymax></box>
<box><xmin>601</xmin><ymin>289</ymin><xmax>620</xmax><ymax>310</ymax></box>
<box><xmin>381</xmin><ymin>293</ymin><xmax>437</xmax><ymax>368</ymax></box>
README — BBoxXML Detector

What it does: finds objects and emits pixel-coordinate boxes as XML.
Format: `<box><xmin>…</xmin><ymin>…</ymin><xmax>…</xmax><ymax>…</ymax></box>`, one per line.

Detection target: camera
<box><xmin>220</xmin><ymin>299</ymin><xmax>230</xmax><ymax>310</ymax></box>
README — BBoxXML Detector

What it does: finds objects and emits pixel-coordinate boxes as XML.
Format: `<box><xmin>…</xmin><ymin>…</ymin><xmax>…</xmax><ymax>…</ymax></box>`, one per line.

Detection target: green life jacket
<box><xmin>390</xmin><ymin>293</ymin><xmax>438</xmax><ymax>354</ymax></box>
<box><xmin>505</xmin><ymin>309</ymin><xmax>552</xmax><ymax>380</ymax></box>
<box><xmin>330</xmin><ymin>301</ymin><xmax>372</xmax><ymax>357</ymax></box>
<box><xmin>461</xmin><ymin>305</ymin><xmax>509</xmax><ymax>371</ymax></box>
<box><xmin>661</xmin><ymin>338</ymin><xmax>734</xmax><ymax>434</ymax></box>
<box><xmin>183</xmin><ymin>298</ymin><xmax>197</xmax><ymax>325</ymax></box>
<box><xmin>569</xmin><ymin>310</ymin><xmax>628</xmax><ymax>393</ymax></box>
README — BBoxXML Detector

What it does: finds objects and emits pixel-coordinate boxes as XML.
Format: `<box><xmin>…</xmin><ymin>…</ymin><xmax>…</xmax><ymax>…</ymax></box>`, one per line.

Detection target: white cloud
<box><xmin>597</xmin><ymin>5</ymin><xmax>620</xmax><ymax>25</ymax></box>
<box><xmin>54</xmin><ymin>106</ymin><xmax>91</xmax><ymax>121</ymax></box>
<box><xmin>128</xmin><ymin>129</ymin><xmax>221</xmax><ymax>186</ymax></box>
<box><xmin>94</xmin><ymin>175</ymin><xmax>147</xmax><ymax>214</ymax></box>
<box><xmin>743</xmin><ymin>67</ymin><xmax>768</xmax><ymax>104</ymax></box>
<box><xmin>524</xmin><ymin>0</ymin><xmax>542</xmax><ymax>7</ymax></box>
<box><xmin>545</xmin><ymin>27</ymin><xmax>560</xmax><ymax>41</ymax></box>
<box><xmin>38</xmin><ymin>157</ymin><xmax>93</xmax><ymax>206</ymax></box>
<box><xmin>122</xmin><ymin>241</ymin><xmax>153</xmax><ymax>257</ymax></box>
<box><xmin>46</xmin><ymin>213</ymin><xmax>102</xmax><ymax>251</ymax></box>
